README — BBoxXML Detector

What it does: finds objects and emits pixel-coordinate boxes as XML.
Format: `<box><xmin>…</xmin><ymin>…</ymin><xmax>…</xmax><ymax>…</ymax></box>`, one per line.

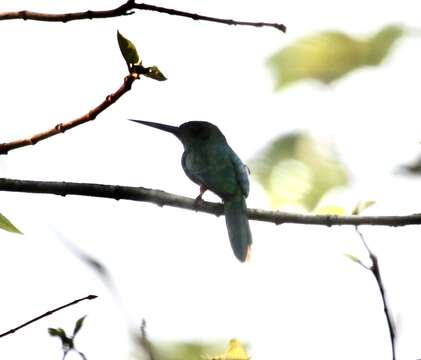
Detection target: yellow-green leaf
<box><xmin>117</xmin><ymin>30</ymin><xmax>140</xmax><ymax>66</ymax></box>
<box><xmin>344</xmin><ymin>253</ymin><xmax>361</xmax><ymax>264</ymax></box>
<box><xmin>144</xmin><ymin>66</ymin><xmax>167</xmax><ymax>81</ymax></box>
<box><xmin>0</xmin><ymin>212</ymin><xmax>22</xmax><ymax>234</ymax></box>
<box><xmin>249</xmin><ymin>132</ymin><xmax>348</xmax><ymax>211</ymax></box>
<box><xmin>268</xmin><ymin>25</ymin><xmax>404</xmax><ymax>89</ymax></box>
<box><xmin>315</xmin><ymin>205</ymin><xmax>345</xmax><ymax>216</ymax></box>
<box><xmin>156</xmin><ymin>341</ymin><xmax>217</xmax><ymax>360</ymax></box>
<box><xmin>352</xmin><ymin>200</ymin><xmax>376</xmax><ymax>215</ymax></box>
<box><xmin>207</xmin><ymin>339</ymin><xmax>249</xmax><ymax>360</ymax></box>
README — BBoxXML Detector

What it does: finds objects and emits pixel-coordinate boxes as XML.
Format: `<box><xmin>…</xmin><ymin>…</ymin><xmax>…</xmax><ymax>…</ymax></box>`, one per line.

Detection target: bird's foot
<box><xmin>193</xmin><ymin>193</ymin><xmax>205</xmax><ymax>211</ymax></box>
<box><xmin>193</xmin><ymin>185</ymin><xmax>207</xmax><ymax>210</ymax></box>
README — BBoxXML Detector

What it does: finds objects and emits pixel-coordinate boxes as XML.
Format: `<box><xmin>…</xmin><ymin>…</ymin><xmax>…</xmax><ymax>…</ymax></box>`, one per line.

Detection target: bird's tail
<box><xmin>224</xmin><ymin>194</ymin><xmax>252</xmax><ymax>262</ymax></box>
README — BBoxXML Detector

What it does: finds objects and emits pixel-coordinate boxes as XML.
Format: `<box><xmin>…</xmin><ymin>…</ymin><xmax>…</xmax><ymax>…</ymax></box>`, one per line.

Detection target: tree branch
<box><xmin>0</xmin><ymin>1</ymin><xmax>286</xmax><ymax>32</ymax></box>
<box><xmin>0</xmin><ymin>177</ymin><xmax>420</xmax><ymax>227</ymax></box>
<box><xmin>0</xmin><ymin>74</ymin><xmax>137</xmax><ymax>155</ymax></box>
<box><xmin>354</xmin><ymin>227</ymin><xmax>396</xmax><ymax>360</ymax></box>
<box><xmin>0</xmin><ymin>295</ymin><xmax>97</xmax><ymax>338</ymax></box>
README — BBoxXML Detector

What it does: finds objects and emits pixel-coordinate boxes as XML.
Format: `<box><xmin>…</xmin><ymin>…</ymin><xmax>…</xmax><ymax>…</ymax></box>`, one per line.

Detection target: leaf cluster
<box><xmin>48</xmin><ymin>315</ymin><xmax>87</xmax><ymax>359</ymax></box>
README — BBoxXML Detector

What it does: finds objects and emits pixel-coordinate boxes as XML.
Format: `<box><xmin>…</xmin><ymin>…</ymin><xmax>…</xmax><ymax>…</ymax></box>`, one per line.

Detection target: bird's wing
<box><xmin>230</xmin><ymin>149</ymin><xmax>250</xmax><ymax>197</ymax></box>
<box><xmin>182</xmin><ymin>146</ymin><xmax>240</xmax><ymax>198</ymax></box>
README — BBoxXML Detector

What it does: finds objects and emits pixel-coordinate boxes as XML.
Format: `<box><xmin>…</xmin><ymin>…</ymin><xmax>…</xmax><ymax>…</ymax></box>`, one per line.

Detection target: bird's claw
<box><xmin>193</xmin><ymin>194</ymin><xmax>205</xmax><ymax>210</ymax></box>
<box><xmin>193</xmin><ymin>185</ymin><xmax>207</xmax><ymax>210</ymax></box>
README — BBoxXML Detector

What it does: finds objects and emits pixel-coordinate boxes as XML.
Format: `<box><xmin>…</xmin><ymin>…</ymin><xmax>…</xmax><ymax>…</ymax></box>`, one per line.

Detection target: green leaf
<box><xmin>117</xmin><ymin>30</ymin><xmax>140</xmax><ymax>66</ymax></box>
<box><xmin>72</xmin><ymin>315</ymin><xmax>86</xmax><ymax>337</ymax></box>
<box><xmin>48</xmin><ymin>327</ymin><xmax>74</xmax><ymax>350</ymax></box>
<box><xmin>48</xmin><ymin>327</ymin><xmax>67</xmax><ymax>339</ymax></box>
<box><xmin>144</xmin><ymin>66</ymin><xmax>167</xmax><ymax>81</ymax></box>
<box><xmin>248</xmin><ymin>132</ymin><xmax>348</xmax><ymax>211</ymax></box>
<box><xmin>0</xmin><ymin>212</ymin><xmax>22</xmax><ymax>234</ymax></box>
<box><xmin>352</xmin><ymin>200</ymin><xmax>376</xmax><ymax>215</ymax></box>
<box><xmin>268</xmin><ymin>25</ymin><xmax>404</xmax><ymax>89</ymax></box>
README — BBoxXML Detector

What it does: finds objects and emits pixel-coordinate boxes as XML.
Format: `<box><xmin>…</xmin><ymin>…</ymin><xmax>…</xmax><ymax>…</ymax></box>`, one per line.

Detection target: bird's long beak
<box><xmin>128</xmin><ymin>119</ymin><xmax>180</xmax><ymax>136</ymax></box>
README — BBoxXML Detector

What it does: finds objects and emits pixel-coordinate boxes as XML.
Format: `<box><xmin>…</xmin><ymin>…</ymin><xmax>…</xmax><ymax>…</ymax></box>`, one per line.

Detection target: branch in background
<box><xmin>0</xmin><ymin>74</ymin><xmax>136</xmax><ymax>155</ymax></box>
<box><xmin>139</xmin><ymin>319</ymin><xmax>156</xmax><ymax>360</ymax></box>
<box><xmin>0</xmin><ymin>1</ymin><xmax>286</xmax><ymax>32</ymax></box>
<box><xmin>354</xmin><ymin>227</ymin><xmax>396</xmax><ymax>360</ymax></box>
<box><xmin>1</xmin><ymin>177</ymin><xmax>421</xmax><ymax>227</ymax></box>
<box><xmin>0</xmin><ymin>294</ymin><xmax>97</xmax><ymax>339</ymax></box>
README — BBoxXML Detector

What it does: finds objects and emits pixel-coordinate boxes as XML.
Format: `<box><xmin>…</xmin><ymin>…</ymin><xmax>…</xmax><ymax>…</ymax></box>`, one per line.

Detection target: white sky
<box><xmin>0</xmin><ymin>0</ymin><xmax>421</xmax><ymax>359</ymax></box>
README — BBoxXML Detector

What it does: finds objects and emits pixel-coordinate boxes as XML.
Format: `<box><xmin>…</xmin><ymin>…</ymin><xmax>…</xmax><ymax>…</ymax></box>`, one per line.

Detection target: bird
<box><xmin>128</xmin><ymin>119</ymin><xmax>252</xmax><ymax>262</ymax></box>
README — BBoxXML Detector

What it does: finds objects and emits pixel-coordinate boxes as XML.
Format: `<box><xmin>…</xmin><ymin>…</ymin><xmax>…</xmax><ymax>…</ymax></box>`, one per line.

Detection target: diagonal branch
<box><xmin>1</xmin><ymin>177</ymin><xmax>421</xmax><ymax>227</ymax></box>
<box><xmin>0</xmin><ymin>74</ymin><xmax>137</xmax><ymax>155</ymax></box>
<box><xmin>0</xmin><ymin>294</ymin><xmax>97</xmax><ymax>339</ymax></box>
<box><xmin>354</xmin><ymin>227</ymin><xmax>396</xmax><ymax>360</ymax></box>
<box><xmin>0</xmin><ymin>1</ymin><xmax>286</xmax><ymax>32</ymax></box>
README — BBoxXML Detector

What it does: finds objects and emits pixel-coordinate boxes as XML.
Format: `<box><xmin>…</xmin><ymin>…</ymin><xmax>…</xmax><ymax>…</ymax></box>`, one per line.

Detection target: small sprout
<box><xmin>116</xmin><ymin>31</ymin><xmax>167</xmax><ymax>81</ymax></box>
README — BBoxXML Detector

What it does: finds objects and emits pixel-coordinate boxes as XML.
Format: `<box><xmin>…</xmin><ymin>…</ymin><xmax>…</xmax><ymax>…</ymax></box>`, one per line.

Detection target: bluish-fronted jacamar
<box><xmin>129</xmin><ymin>119</ymin><xmax>252</xmax><ymax>262</ymax></box>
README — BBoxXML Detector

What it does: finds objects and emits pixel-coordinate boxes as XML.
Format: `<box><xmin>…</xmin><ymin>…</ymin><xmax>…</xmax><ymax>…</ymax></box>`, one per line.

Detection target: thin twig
<box><xmin>354</xmin><ymin>227</ymin><xmax>396</xmax><ymax>360</ymax></box>
<box><xmin>0</xmin><ymin>74</ymin><xmax>137</xmax><ymax>155</ymax></box>
<box><xmin>0</xmin><ymin>177</ymin><xmax>421</xmax><ymax>228</ymax></box>
<box><xmin>0</xmin><ymin>1</ymin><xmax>286</xmax><ymax>32</ymax></box>
<box><xmin>0</xmin><ymin>294</ymin><xmax>97</xmax><ymax>338</ymax></box>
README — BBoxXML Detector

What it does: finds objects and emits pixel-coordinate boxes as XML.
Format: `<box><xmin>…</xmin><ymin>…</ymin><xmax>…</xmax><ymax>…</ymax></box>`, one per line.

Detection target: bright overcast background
<box><xmin>0</xmin><ymin>0</ymin><xmax>420</xmax><ymax>359</ymax></box>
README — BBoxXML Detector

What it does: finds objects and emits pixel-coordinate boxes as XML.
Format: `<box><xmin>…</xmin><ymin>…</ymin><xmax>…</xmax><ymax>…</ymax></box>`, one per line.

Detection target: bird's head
<box><xmin>128</xmin><ymin>120</ymin><xmax>227</xmax><ymax>148</ymax></box>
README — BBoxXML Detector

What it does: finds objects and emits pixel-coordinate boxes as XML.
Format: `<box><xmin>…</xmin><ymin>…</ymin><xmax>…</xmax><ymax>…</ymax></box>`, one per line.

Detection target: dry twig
<box><xmin>0</xmin><ymin>1</ymin><xmax>286</xmax><ymax>32</ymax></box>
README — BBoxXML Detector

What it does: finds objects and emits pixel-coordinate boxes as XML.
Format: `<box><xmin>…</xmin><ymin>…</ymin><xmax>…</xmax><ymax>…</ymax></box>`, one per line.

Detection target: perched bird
<box><xmin>129</xmin><ymin>119</ymin><xmax>252</xmax><ymax>262</ymax></box>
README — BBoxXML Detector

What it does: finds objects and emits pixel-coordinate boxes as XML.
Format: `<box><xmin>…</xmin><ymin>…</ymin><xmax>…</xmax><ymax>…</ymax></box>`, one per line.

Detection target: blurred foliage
<box><xmin>399</xmin><ymin>153</ymin><xmax>421</xmax><ymax>175</ymax></box>
<box><xmin>147</xmin><ymin>339</ymin><xmax>248</xmax><ymax>360</ymax></box>
<box><xmin>207</xmin><ymin>339</ymin><xmax>250</xmax><ymax>360</ymax></box>
<box><xmin>154</xmin><ymin>341</ymin><xmax>223</xmax><ymax>360</ymax></box>
<box><xmin>0</xmin><ymin>211</ymin><xmax>22</xmax><ymax>234</ymax></box>
<box><xmin>344</xmin><ymin>253</ymin><xmax>363</xmax><ymax>265</ymax></box>
<box><xmin>352</xmin><ymin>200</ymin><xmax>376</xmax><ymax>215</ymax></box>
<box><xmin>249</xmin><ymin>132</ymin><xmax>348</xmax><ymax>211</ymax></box>
<box><xmin>268</xmin><ymin>25</ymin><xmax>404</xmax><ymax>89</ymax></box>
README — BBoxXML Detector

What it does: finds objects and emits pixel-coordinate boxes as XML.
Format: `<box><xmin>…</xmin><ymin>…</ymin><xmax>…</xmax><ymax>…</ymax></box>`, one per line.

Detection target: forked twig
<box><xmin>354</xmin><ymin>227</ymin><xmax>396</xmax><ymax>360</ymax></box>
